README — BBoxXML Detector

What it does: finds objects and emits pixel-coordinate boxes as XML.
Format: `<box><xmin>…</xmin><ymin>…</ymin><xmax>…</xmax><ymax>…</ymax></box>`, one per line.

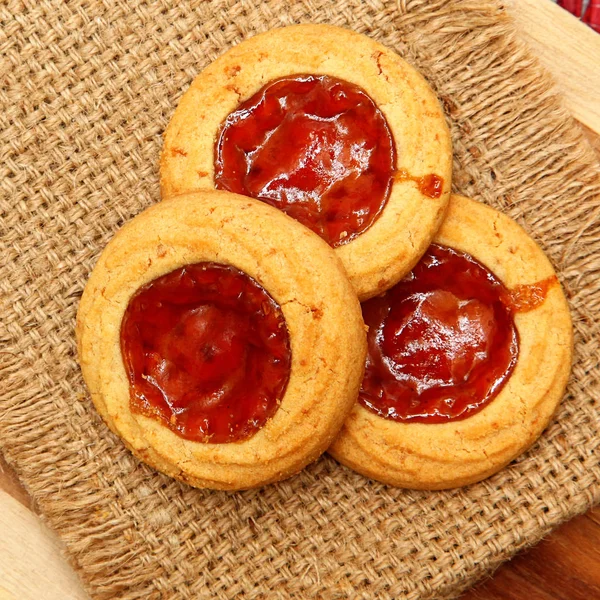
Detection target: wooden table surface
<box><xmin>1</xmin><ymin>1</ymin><xmax>599</xmax><ymax>599</ymax></box>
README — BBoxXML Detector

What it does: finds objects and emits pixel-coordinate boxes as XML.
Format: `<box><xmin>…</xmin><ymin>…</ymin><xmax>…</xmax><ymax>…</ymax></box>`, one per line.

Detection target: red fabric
<box><xmin>558</xmin><ymin>0</ymin><xmax>600</xmax><ymax>32</ymax></box>
<box><xmin>558</xmin><ymin>0</ymin><xmax>583</xmax><ymax>16</ymax></box>
<box><xmin>583</xmin><ymin>1</ymin><xmax>600</xmax><ymax>32</ymax></box>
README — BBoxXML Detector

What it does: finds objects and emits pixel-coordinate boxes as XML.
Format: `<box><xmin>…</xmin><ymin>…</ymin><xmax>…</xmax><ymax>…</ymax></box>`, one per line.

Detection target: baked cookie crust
<box><xmin>76</xmin><ymin>190</ymin><xmax>367</xmax><ymax>490</ymax></box>
<box><xmin>160</xmin><ymin>24</ymin><xmax>452</xmax><ymax>301</ymax></box>
<box><xmin>328</xmin><ymin>195</ymin><xmax>573</xmax><ymax>489</ymax></box>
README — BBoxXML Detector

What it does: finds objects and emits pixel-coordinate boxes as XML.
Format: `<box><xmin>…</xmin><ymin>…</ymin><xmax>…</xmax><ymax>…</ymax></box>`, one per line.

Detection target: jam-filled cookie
<box><xmin>160</xmin><ymin>24</ymin><xmax>452</xmax><ymax>300</ymax></box>
<box><xmin>329</xmin><ymin>195</ymin><xmax>573</xmax><ymax>489</ymax></box>
<box><xmin>76</xmin><ymin>190</ymin><xmax>366</xmax><ymax>490</ymax></box>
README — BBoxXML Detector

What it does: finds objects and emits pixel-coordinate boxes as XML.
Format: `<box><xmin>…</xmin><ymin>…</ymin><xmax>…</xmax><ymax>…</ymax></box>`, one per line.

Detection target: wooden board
<box><xmin>1</xmin><ymin>1</ymin><xmax>599</xmax><ymax>598</ymax></box>
<box><xmin>510</xmin><ymin>0</ymin><xmax>600</xmax><ymax>133</ymax></box>
<box><xmin>0</xmin><ymin>488</ymin><xmax>88</xmax><ymax>600</ymax></box>
<box><xmin>464</xmin><ymin>507</ymin><xmax>600</xmax><ymax>599</ymax></box>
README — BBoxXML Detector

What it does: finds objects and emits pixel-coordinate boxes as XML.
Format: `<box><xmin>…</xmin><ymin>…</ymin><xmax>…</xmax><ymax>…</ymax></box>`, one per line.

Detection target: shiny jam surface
<box><xmin>120</xmin><ymin>263</ymin><xmax>291</xmax><ymax>443</ymax></box>
<box><xmin>214</xmin><ymin>74</ymin><xmax>396</xmax><ymax>247</ymax></box>
<box><xmin>360</xmin><ymin>245</ymin><xmax>520</xmax><ymax>423</ymax></box>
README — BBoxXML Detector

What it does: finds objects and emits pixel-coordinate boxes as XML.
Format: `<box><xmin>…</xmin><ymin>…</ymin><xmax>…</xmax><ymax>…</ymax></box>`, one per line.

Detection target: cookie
<box><xmin>160</xmin><ymin>24</ymin><xmax>452</xmax><ymax>300</ymax></box>
<box><xmin>76</xmin><ymin>190</ymin><xmax>367</xmax><ymax>490</ymax></box>
<box><xmin>329</xmin><ymin>194</ymin><xmax>573</xmax><ymax>489</ymax></box>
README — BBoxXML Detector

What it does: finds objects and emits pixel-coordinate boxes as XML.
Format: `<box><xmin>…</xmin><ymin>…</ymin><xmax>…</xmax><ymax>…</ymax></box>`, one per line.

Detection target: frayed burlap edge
<box><xmin>1</xmin><ymin>1</ymin><xmax>599</xmax><ymax>599</ymax></box>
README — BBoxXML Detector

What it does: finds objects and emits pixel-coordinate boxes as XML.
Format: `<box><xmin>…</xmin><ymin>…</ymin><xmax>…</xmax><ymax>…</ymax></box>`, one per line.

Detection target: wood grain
<box><xmin>509</xmin><ymin>0</ymin><xmax>600</xmax><ymax>133</ymax></box>
<box><xmin>0</xmin><ymin>1</ymin><xmax>599</xmax><ymax>599</ymax></box>
<box><xmin>463</xmin><ymin>508</ymin><xmax>600</xmax><ymax>599</ymax></box>
<box><xmin>0</xmin><ymin>490</ymin><xmax>89</xmax><ymax>600</ymax></box>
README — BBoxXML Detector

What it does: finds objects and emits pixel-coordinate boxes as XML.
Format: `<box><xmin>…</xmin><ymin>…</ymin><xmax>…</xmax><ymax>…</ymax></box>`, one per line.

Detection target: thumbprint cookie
<box><xmin>77</xmin><ymin>190</ymin><xmax>366</xmax><ymax>490</ymax></box>
<box><xmin>160</xmin><ymin>24</ymin><xmax>452</xmax><ymax>300</ymax></box>
<box><xmin>329</xmin><ymin>195</ymin><xmax>573</xmax><ymax>489</ymax></box>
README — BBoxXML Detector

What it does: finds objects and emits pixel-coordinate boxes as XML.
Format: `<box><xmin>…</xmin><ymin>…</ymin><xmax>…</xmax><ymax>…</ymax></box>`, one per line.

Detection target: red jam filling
<box><xmin>120</xmin><ymin>263</ymin><xmax>291</xmax><ymax>443</ymax></box>
<box><xmin>360</xmin><ymin>244</ymin><xmax>520</xmax><ymax>423</ymax></box>
<box><xmin>214</xmin><ymin>74</ymin><xmax>396</xmax><ymax>247</ymax></box>
<box><xmin>395</xmin><ymin>169</ymin><xmax>444</xmax><ymax>199</ymax></box>
<box><xmin>505</xmin><ymin>275</ymin><xmax>558</xmax><ymax>313</ymax></box>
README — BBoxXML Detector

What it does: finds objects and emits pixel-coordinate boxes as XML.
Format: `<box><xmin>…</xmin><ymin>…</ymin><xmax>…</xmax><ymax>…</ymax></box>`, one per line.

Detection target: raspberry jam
<box><xmin>214</xmin><ymin>74</ymin><xmax>396</xmax><ymax>247</ymax></box>
<box><xmin>506</xmin><ymin>275</ymin><xmax>558</xmax><ymax>313</ymax></box>
<box><xmin>120</xmin><ymin>263</ymin><xmax>291</xmax><ymax>443</ymax></box>
<box><xmin>360</xmin><ymin>245</ymin><xmax>520</xmax><ymax>423</ymax></box>
<box><xmin>394</xmin><ymin>169</ymin><xmax>444</xmax><ymax>199</ymax></box>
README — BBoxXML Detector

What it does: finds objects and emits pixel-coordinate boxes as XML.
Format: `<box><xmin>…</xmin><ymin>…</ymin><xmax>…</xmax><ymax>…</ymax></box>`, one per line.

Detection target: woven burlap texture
<box><xmin>1</xmin><ymin>0</ymin><xmax>599</xmax><ymax>598</ymax></box>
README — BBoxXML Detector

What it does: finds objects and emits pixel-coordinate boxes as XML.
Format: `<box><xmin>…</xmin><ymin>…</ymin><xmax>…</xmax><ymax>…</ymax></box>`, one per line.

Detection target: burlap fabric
<box><xmin>1</xmin><ymin>1</ymin><xmax>599</xmax><ymax>598</ymax></box>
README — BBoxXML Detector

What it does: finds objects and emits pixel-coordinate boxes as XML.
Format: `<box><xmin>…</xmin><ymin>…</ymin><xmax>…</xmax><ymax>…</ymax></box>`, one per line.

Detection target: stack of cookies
<box><xmin>77</xmin><ymin>25</ymin><xmax>572</xmax><ymax>491</ymax></box>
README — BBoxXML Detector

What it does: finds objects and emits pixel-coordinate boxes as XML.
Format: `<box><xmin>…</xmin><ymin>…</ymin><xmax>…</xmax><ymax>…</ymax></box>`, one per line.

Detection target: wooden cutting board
<box><xmin>1</xmin><ymin>1</ymin><xmax>598</xmax><ymax>598</ymax></box>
